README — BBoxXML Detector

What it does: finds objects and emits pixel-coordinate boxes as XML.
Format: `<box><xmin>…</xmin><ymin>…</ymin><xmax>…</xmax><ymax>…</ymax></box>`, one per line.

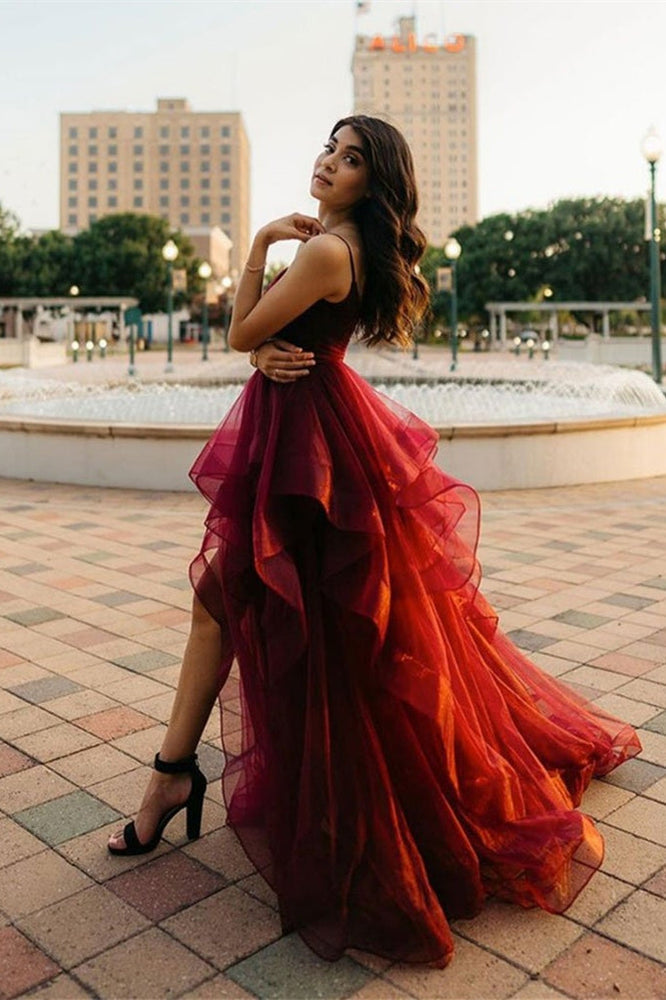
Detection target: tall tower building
<box><xmin>59</xmin><ymin>98</ymin><xmax>250</xmax><ymax>273</ymax></box>
<box><xmin>352</xmin><ymin>17</ymin><xmax>477</xmax><ymax>246</ymax></box>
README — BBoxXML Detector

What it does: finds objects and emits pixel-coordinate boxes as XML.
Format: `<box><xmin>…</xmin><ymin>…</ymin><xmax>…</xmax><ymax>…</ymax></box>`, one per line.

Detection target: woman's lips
<box><xmin>313</xmin><ymin>174</ymin><xmax>332</xmax><ymax>186</ymax></box>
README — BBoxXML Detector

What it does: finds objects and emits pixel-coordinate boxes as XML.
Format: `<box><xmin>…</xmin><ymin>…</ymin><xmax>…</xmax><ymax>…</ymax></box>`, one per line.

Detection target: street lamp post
<box><xmin>643</xmin><ymin>129</ymin><xmax>663</xmax><ymax>384</ymax></box>
<box><xmin>198</xmin><ymin>261</ymin><xmax>213</xmax><ymax>361</ymax></box>
<box><xmin>162</xmin><ymin>238</ymin><xmax>179</xmax><ymax>373</ymax></box>
<box><xmin>444</xmin><ymin>237</ymin><xmax>462</xmax><ymax>371</ymax></box>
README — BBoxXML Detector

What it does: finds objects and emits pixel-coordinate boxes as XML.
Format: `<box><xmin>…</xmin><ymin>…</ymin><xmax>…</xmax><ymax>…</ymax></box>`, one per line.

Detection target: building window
<box><xmin>89</xmin><ymin>126</ymin><xmax>97</xmax><ymax>138</ymax></box>
<box><xmin>89</xmin><ymin>162</ymin><xmax>98</xmax><ymax>173</ymax></box>
<box><xmin>221</xmin><ymin>125</ymin><xmax>230</xmax><ymax>137</ymax></box>
<box><xmin>108</xmin><ymin>195</ymin><xmax>118</xmax><ymax>207</ymax></box>
<box><xmin>88</xmin><ymin>196</ymin><xmax>98</xmax><ymax>207</ymax></box>
<box><xmin>221</xmin><ymin>178</ymin><xmax>230</xmax><ymax>189</ymax></box>
<box><xmin>200</xmin><ymin>144</ymin><xmax>210</xmax><ymax>155</ymax></box>
<box><xmin>68</xmin><ymin>213</ymin><xmax>77</xmax><ymax>225</ymax></box>
<box><xmin>201</xmin><ymin>212</ymin><xmax>210</xmax><ymax>224</ymax></box>
<box><xmin>221</xmin><ymin>196</ymin><xmax>230</xmax><ymax>206</ymax></box>
<box><xmin>180</xmin><ymin>161</ymin><xmax>189</xmax><ymax>172</ymax></box>
<box><xmin>201</xmin><ymin>178</ymin><xmax>210</xmax><ymax>190</ymax></box>
<box><xmin>68</xmin><ymin>162</ymin><xmax>78</xmax><ymax>173</ymax></box>
<box><xmin>108</xmin><ymin>178</ymin><xmax>117</xmax><ymax>190</ymax></box>
<box><xmin>180</xmin><ymin>195</ymin><xmax>190</xmax><ymax>206</ymax></box>
<box><xmin>179</xmin><ymin>144</ymin><xmax>190</xmax><ymax>156</ymax></box>
<box><xmin>180</xmin><ymin>212</ymin><xmax>189</xmax><ymax>224</ymax></box>
<box><xmin>68</xmin><ymin>126</ymin><xmax>78</xmax><ymax>138</ymax></box>
<box><xmin>89</xmin><ymin>179</ymin><xmax>98</xmax><ymax>191</ymax></box>
<box><xmin>88</xmin><ymin>144</ymin><xmax>98</xmax><ymax>156</ymax></box>
<box><xmin>200</xmin><ymin>126</ymin><xmax>210</xmax><ymax>138</ymax></box>
<box><xmin>180</xmin><ymin>126</ymin><xmax>190</xmax><ymax>138</ymax></box>
<box><xmin>200</xmin><ymin>195</ymin><xmax>210</xmax><ymax>206</ymax></box>
<box><xmin>89</xmin><ymin>214</ymin><xmax>98</xmax><ymax>223</ymax></box>
<box><xmin>108</xmin><ymin>144</ymin><xmax>117</xmax><ymax>156</ymax></box>
<box><xmin>221</xmin><ymin>160</ymin><xmax>230</xmax><ymax>172</ymax></box>
<box><xmin>68</xmin><ymin>144</ymin><xmax>78</xmax><ymax>156</ymax></box>
<box><xmin>159</xmin><ymin>144</ymin><xmax>169</xmax><ymax>155</ymax></box>
<box><xmin>180</xmin><ymin>178</ymin><xmax>190</xmax><ymax>189</ymax></box>
<box><xmin>108</xmin><ymin>161</ymin><xmax>117</xmax><ymax>173</ymax></box>
<box><xmin>133</xmin><ymin>161</ymin><xmax>143</xmax><ymax>172</ymax></box>
<box><xmin>220</xmin><ymin>144</ymin><xmax>231</xmax><ymax>155</ymax></box>
<box><xmin>134</xmin><ymin>125</ymin><xmax>143</xmax><ymax>138</ymax></box>
<box><xmin>68</xmin><ymin>179</ymin><xmax>77</xmax><ymax>191</ymax></box>
<box><xmin>134</xmin><ymin>179</ymin><xmax>143</xmax><ymax>190</ymax></box>
<box><xmin>160</xmin><ymin>126</ymin><xmax>169</xmax><ymax>138</ymax></box>
<box><xmin>160</xmin><ymin>161</ymin><xmax>169</xmax><ymax>173</ymax></box>
<box><xmin>133</xmin><ymin>144</ymin><xmax>143</xmax><ymax>155</ymax></box>
<box><xmin>159</xmin><ymin>178</ymin><xmax>168</xmax><ymax>190</ymax></box>
<box><xmin>221</xmin><ymin>212</ymin><xmax>231</xmax><ymax>225</ymax></box>
<box><xmin>133</xmin><ymin>196</ymin><xmax>143</xmax><ymax>207</ymax></box>
<box><xmin>200</xmin><ymin>161</ymin><xmax>210</xmax><ymax>173</ymax></box>
<box><xmin>108</xmin><ymin>126</ymin><xmax>117</xmax><ymax>138</ymax></box>
<box><xmin>68</xmin><ymin>196</ymin><xmax>77</xmax><ymax>208</ymax></box>
<box><xmin>159</xmin><ymin>196</ymin><xmax>169</xmax><ymax>208</ymax></box>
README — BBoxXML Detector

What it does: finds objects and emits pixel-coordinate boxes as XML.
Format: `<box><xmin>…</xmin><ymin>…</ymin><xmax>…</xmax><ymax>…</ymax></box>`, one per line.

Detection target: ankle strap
<box><xmin>154</xmin><ymin>752</ymin><xmax>198</xmax><ymax>774</ymax></box>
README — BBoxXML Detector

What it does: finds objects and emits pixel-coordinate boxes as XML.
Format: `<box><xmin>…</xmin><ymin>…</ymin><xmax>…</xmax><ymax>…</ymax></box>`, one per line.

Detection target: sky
<box><xmin>1</xmin><ymin>0</ymin><xmax>666</xmax><ymax>260</ymax></box>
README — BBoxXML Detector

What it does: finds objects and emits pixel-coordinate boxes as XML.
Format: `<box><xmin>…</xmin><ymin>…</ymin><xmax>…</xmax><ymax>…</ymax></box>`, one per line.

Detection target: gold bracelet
<box><xmin>245</xmin><ymin>261</ymin><xmax>266</xmax><ymax>273</ymax></box>
<box><xmin>249</xmin><ymin>349</ymin><xmax>258</xmax><ymax>368</ymax></box>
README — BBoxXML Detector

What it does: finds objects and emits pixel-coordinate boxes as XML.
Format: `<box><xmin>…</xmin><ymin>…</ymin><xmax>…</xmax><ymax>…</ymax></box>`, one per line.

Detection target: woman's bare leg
<box><xmin>107</xmin><ymin>593</ymin><xmax>224</xmax><ymax>850</ymax></box>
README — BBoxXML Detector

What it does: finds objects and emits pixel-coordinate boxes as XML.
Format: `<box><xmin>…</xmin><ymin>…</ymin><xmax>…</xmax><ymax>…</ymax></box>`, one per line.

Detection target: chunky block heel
<box><xmin>108</xmin><ymin>752</ymin><xmax>207</xmax><ymax>856</ymax></box>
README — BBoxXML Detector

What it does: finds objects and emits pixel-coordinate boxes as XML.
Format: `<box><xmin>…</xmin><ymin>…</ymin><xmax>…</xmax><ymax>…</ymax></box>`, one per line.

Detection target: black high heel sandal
<box><xmin>108</xmin><ymin>752</ymin><xmax>207</xmax><ymax>856</ymax></box>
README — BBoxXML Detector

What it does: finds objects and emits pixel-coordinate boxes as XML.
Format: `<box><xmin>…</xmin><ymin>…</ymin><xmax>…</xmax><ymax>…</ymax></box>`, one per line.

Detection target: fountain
<box><xmin>1</xmin><ymin>353</ymin><xmax>665</xmax><ymax>491</ymax></box>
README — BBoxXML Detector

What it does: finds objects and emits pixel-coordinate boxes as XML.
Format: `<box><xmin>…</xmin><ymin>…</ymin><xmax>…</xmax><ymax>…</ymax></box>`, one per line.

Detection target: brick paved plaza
<box><xmin>1</xmin><ymin>468</ymin><xmax>666</xmax><ymax>999</ymax></box>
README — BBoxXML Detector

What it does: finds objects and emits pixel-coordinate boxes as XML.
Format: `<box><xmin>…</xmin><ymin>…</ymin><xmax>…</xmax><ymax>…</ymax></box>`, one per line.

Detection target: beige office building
<box><xmin>352</xmin><ymin>18</ymin><xmax>477</xmax><ymax>246</ymax></box>
<box><xmin>59</xmin><ymin>98</ymin><xmax>250</xmax><ymax>273</ymax></box>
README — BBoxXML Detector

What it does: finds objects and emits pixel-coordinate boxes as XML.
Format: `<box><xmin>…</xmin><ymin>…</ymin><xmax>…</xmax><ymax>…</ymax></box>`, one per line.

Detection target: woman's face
<box><xmin>310</xmin><ymin>125</ymin><xmax>370</xmax><ymax>211</ymax></box>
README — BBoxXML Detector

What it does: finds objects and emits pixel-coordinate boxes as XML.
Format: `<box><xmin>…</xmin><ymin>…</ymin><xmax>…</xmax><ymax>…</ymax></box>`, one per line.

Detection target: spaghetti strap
<box><xmin>328</xmin><ymin>232</ymin><xmax>357</xmax><ymax>295</ymax></box>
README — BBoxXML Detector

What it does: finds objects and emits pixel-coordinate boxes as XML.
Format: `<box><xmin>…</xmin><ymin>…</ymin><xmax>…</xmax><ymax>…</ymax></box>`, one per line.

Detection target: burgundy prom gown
<box><xmin>189</xmin><ymin>243</ymin><xmax>640</xmax><ymax>966</ymax></box>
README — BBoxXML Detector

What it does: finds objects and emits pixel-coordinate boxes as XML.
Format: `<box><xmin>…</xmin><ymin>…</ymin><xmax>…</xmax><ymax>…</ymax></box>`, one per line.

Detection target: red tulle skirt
<box><xmin>189</xmin><ymin>360</ymin><xmax>640</xmax><ymax>967</ymax></box>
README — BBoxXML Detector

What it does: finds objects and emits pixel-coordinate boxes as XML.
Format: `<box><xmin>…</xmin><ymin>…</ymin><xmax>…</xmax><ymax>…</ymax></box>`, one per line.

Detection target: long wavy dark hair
<box><xmin>330</xmin><ymin>115</ymin><xmax>429</xmax><ymax>347</ymax></box>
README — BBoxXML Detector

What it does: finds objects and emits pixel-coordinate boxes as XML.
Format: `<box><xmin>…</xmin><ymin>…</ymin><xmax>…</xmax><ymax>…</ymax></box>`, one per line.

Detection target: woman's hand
<box><xmin>253</xmin><ymin>339</ymin><xmax>316</xmax><ymax>382</ymax></box>
<box><xmin>257</xmin><ymin>214</ymin><xmax>325</xmax><ymax>248</ymax></box>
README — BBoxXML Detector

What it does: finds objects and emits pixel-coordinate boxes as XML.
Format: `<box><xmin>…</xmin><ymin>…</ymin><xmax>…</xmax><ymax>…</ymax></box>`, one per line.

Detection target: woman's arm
<box><xmin>251</xmin><ymin>339</ymin><xmax>316</xmax><ymax>382</ymax></box>
<box><xmin>228</xmin><ymin>216</ymin><xmax>353</xmax><ymax>353</ymax></box>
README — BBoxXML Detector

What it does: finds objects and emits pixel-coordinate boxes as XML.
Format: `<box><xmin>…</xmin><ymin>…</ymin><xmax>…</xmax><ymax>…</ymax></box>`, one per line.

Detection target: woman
<box><xmin>108</xmin><ymin>116</ymin><xmax>640</xmax><ymax>966</ymax></box>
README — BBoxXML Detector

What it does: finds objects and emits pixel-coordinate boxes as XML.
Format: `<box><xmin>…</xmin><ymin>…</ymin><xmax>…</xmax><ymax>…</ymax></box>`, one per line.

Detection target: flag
<box><xmin>356</xmin><ymin>1</ymin><xmax>370</xmax><ymax>13</ymax></box>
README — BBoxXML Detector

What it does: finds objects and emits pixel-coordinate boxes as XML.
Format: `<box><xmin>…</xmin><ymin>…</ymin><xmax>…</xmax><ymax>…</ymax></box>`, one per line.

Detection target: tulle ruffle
<box><xmin>189</xmin><ymin>361</ymin><xmax>641</xmax><ymax>967</ymax></box>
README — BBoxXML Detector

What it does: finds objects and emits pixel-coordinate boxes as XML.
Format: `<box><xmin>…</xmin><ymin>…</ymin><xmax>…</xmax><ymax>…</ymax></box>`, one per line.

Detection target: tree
<box><xmin>71</xmin><ymin>214</ymin><xmax>198</xmax><ymax>312</ymax></box>
<box><xmin>424</xmin><ymin>197</ymin><xmax>656</xmax><ymax>331</ymax></box>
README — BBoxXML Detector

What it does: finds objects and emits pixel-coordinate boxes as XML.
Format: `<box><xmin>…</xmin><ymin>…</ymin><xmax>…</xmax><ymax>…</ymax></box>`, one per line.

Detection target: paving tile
<box><xmin>42</xmin><ymin>688</ymin><xmax>120</xmax><ymax>721</ymax></box>
<box><xmin>0</xmin><ymin>925</ymin><xmax>59</xmax><ymax>999</ymax></box>
<box><xmin>551</xmin><ymin>610</ymin><xmax>613</xmax><ymax>629</ymax></box>
<box><xmin>72</xmin><ymin>926</ymin><xmax>214</xmax><ymax>999</ymax></box>
<box><xmin>598</xmin><ymin>823</ymin><xmax>666</xmax><ymax>883</ymax></box>
<box><xmin>509</xmin><ymin>982</ymin><xmax>570</xmax><ymax>999</ymax></box>
<box><xmin>94</xmin><ymin>590</ymin><xmax>148</xmax><ymax>607</ymax></box>
<box><xmin>454</xmin><ymin>903</ymin><xmax>584</xmax><ymax>974</ymax></box>
<box><xmin>180</xmin><ymin>974</ymin><xmax>256</xmax><ymax>998</ymax></box>
<box><xmin>15</xmin><ymin>972</ymin><xmax>93</xmax><ymax>998</ymax></box>
<box><xmin>109</xmin><ymin>723</ymin><xmax>168</xmax><ymax>763</ymax></box>
<box><xmin>595</xmin><ymin>888</ymin><xmax>666</xmax><ymax>963</ymax></box>
<box><xmin>645</xmin><ymin>776</ymin><xmax>666</xmax><ymax>803</ymax></box>
<box><xmin>0</xmin><ymin>705</ymin><xmax>60</xmax><ymax>741</ymax></box>
<box><xmin>592</xmin><ymin>692</ymin><xmax>661</xmax><ymax>727</ymax></box>
<box><xmin>385</xmin><ymin>934</ymin><xmax>527</xmax><ymax>998</ymax></box>
<box><xmin>18</xmin><ymin>884</ymin><xmax>149</xmax><ymax>969</ymax></box>
<box><xmin>237</xmin><ymin>872</ymin><xmax>279</xmax><ymax>911</ymax></box>
<box><xmin>14</xmin><ymin>789</ymin><xmax>121</xmax><ymax>846</ymax></box>
<box><xmin>643</xmin><ymin>865</ymin><xmax>666</xmax><ymax>898</ymax></box>
<box><xmin>605</xmin><ymin>794</ymin><xmax>666</xmax><ymax>846</ymax></box>
<box><xmin>3</xmin><ymin>607</ymin><xmax>66</xmax><ymax>627</ymax></box>
<box><xmin>588</xmin><ymin>651</ymin><xmax>656</xmax><ymax>677</ymax></box>
<box><xmin>12</xmin><ymin>722</ymin><xmax>100</xmax><ymax>763</ymax></box>
<box><xmin>563</xmin><ymin>869</ymin><xmax>633</xmax><ymax>926</ymax></box>
<box><xmin>6</xmin><ymin>676</ymin><xmax>83</xmax><ymax>705</ymax></box>
<box><xmin>226</xmin><ymin>932</ymin><xmax>373</xmax><ymax>999</ymax></box>
<box><xmin>110</xmin><ymin>649</ymin><xmax>181</xmax><ymax>674</ymax></box>
<box><xmin>0</xmin><ymin>817</ymin><xmax>47</xmax><ymax>869</ymax></box>
<box><xmin>643</xmin><ymin>709</ymin><xmax>666</xmax><ymax>735</ymax></box>
<box><xmin>107</xmin><ymin>850</ymin><xmax>225</xmax><ymax>921</ymax></box>
<box><xmin>162</xmin><ymin>885</ymin><xmax>282</xmax><ymax>971</ymax></box>
<box><xmin>75</xmin><ymin>706</ymin><xmax>157</xmax><ymax>740</ymax></box>
<box><xmin>0</xmin><ymin>850</ymin><xmax>93</xmax><ymax>919</ymax></box>
<box><xmin>578</xmin><ymin>780</ymin><xmax>634</xmax><ymax>820</ymax></box>
<box><xmin>505</xmin><ymin>630</ymin><xmax>555</xmax><ymax>653</ymax></box>
<box><xmin>636</xmin><ymin>728</ymin><xmax>666</xmax><ymax>766</ymax></box>
<box><xmin>602</xmin><ymin>756</ymin><xmax>666</xmax><ymax>793</ymax></box>
<box><xmin>0</xmin><ymin>764</ymin><xmax>76</xmax><ymax>814</ymax></box>
<box><xmin>544</xmin><ymin>929</ymin><xmax>666</xmax><ymax>997</ymax></box>
<box><xmin>183</xmin><ymin>826</ymin><xmax>256</xmax><ymax>882</ymax></box>
<box><xmin>0</xmin><ymin>742</ymin><xmax>34</xmax><ymax>777</ymax></box>
<box><xmin>601</xmin><ymin>593</ymin><xmax>657</xmax><ymax>611</ymax></box>
<box><xmin>48</xmin><ymin>744</ymin><xmax>139</xmax><ymax>787</ymax></box>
